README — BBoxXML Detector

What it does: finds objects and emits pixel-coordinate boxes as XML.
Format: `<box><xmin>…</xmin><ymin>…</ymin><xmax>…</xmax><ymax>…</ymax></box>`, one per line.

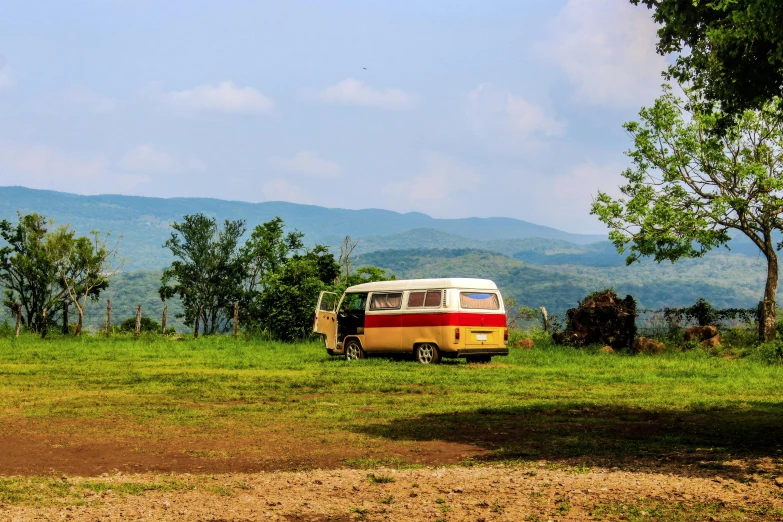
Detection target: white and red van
<box><xmin>313</xmin><ymin>278</ymin><xmax>508</xmax><ymax>364</ymax></box>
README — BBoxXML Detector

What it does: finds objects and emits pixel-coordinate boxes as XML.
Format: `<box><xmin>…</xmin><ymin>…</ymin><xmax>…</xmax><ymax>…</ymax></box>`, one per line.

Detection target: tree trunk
<box><xmin>135</xmin><ymin>306</ymin><xmax>142</xmax><ymax>338</ymax></box>
<box><xmin>14</xmin><ymin>303</ymin><xmax>21</xmax><ymax>337</ymax></box>
<box><xmin>75</xmin><ymin>310</ymin><xmax>83</xmax><ymax>336</ymax></box>
<box><xmin>41</xmin><ymin>310</ymin><xmax>48</xmax><ymax>339</ymax></box>
<box><xmin>760</xmin><ymin>249</ymin><xmax>778</xmax><ymax>342</ymax></box>
<box><xmin>161</xmin><ymin>306</ymin><xmax>168</xmax><ymax>334</ymax></box>
<box><xmin>194</xmin><ymin>306</ymin><xmax>202</xmax><ymax>339</ymax></box>
<box><xmin>62</xmin><ymin>302</ymin><xmax>69</xmax><ymax>335</ymax></box>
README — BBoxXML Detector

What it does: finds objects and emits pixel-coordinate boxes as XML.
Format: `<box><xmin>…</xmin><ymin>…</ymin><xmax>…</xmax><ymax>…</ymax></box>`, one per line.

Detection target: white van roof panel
<box><xmin>345</xmin><ymin>278</ymin><xmax>498</xmax><ymax>293</ymax></box>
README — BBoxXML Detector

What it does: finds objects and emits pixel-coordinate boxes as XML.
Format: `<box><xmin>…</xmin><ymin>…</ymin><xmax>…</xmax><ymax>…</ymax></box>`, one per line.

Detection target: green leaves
<box><xmin>159</xmin><ymin>213</ymin><xmax>246</xmax><ymax>334</ymax></box>
<box><xmin>592</xmin><ymin>86</ymin><xmax>783</xmax><ymax>265</ymax></box>
<box><xmin>632</xmin><ymin>0</ymin><xmax>783</xmax><ymax>119</ymax></box>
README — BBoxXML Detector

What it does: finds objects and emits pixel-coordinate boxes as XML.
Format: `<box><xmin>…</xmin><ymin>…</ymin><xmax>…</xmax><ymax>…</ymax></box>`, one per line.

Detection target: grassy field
<box><xmin>1</xmin><ymin>332</ymin><xmax>782</xmax><ymax>466</ymax></box>
<box><xmin>2</xmin><ymin>332</ymin><xmax>783</xmax><ymax>518</ymax></box>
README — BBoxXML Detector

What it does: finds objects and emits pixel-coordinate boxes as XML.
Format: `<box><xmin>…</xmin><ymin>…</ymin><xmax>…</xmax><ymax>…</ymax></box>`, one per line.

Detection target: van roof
<box><xmin>345</xmin><ymin>278</ymin><xmax>499</xmax><ymax>293</ymax></box>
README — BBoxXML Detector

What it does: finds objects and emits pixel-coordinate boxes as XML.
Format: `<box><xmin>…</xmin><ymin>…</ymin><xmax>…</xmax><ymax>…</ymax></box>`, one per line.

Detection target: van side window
<box><xmin>407</xmin><ymin>290</ymin><xmax>442</xmax><ymax>308</ymax></box>
<box><xmin>370</xmin><ymin>293</ymin><xmax>402</xmax><ymax>310</ymax></box>
<box><xmin>424</xmin><ymin>290</ymin><xmax>441</xmax><ymax>307</ymax></box>
<box><xmin>460</xmin><ymin>292</ymin><xmax>500</xmax><ymax>310</ymax></box>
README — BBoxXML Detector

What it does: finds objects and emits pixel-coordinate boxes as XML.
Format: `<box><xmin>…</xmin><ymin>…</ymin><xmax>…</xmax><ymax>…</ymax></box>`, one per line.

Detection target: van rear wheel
<box><xmin>345</xmin><ymin>339</ymin><xmax>365</xmax><ymax>361</ymax></box>
<box><xmin>415</xmin><ymin>343</ymin><xmax>440</xmax><ymax>364</ymax></box>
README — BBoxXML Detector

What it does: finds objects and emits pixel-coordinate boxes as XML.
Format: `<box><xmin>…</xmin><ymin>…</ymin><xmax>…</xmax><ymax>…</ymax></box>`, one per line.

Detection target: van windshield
<box><xmin>460</xmin><ymin>292</ymin><xmax>500</xmax><ymax>310</ymax></box>
<box><xmin>341</xmin><ymin>293</ymin><xmax>367</xmax><ymax>312</ymax></box>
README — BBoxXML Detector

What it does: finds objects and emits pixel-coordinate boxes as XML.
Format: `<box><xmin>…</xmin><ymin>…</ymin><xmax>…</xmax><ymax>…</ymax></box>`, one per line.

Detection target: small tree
<box><xmin>592</xmin><ymin>86</ymin><xmax>783</xmax><ymax>340</ymax></box>
<box><xmin>50</xmin><ymin>228</ymin><xmax>120</xmax><ymax>336</ymax></box>
<box><xmin>336</xmin><ymin>235</ymin><xmax>359</xmax><ymax>284</ymax></box>
<box><xmin>239</xmin><ymin>216</ymin><xmax>305</xmax><ymax>326</ymax></box>
<box><xmin>258</xmin><ymin>246</ymin><xmax>340</xmax><ymax>341</ymax></box>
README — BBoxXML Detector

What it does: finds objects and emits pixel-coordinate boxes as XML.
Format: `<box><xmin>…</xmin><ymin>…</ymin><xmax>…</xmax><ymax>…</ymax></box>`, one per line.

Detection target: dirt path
<box><xmin>3</xmin><ymin>464</ymin><xmax>783</xmax><ymax>521</ymax></box>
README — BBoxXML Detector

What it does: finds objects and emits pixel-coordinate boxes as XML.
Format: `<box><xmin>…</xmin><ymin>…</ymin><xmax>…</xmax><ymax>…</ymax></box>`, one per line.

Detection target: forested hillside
<box><xmin>357</xmin><ymin>248</ymin><xmax>770</xmax><ymax>313</ymax></box>
<box><xmin>0</xmin><ymin>187</ymin><xmax>776</xmax><ymax>331</ymax></box>
<box><xmin>0</xmin><ymin>187</ymin><xmax>606</xmax><ymax>270</ymax></box>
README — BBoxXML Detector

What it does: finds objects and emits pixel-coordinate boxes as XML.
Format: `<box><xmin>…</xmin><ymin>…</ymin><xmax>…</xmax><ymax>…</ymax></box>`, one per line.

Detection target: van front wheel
<box><xmin>415</xmin><ymin>343</ymin><xmax>440</xmax><ymax>364</ymax></box>
<box><xmin>345</xmin><ymin>339</ymin><xmax>365</xmax><ymax>361</ymax></box>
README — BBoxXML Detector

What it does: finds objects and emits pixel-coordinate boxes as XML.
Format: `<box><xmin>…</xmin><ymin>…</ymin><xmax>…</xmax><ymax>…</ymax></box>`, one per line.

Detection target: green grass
<box><xmin>0</xmin><ymin>331</ymin><xmax>782</xmax><ymax>469</ymax></box>
<box><xmin>0</xmin><ymin>476</ymin><xmax>195</xmax><ymax>506</ymax></box>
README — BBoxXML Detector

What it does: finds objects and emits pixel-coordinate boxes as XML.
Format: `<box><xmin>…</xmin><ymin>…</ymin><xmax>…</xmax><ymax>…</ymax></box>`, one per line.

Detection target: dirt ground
<box><xmin>3</xmin><ymin>418</ymin><xmax>783</xmax><ymax>520</ymax></box>
<box><xmin>3</xmin><ymin>464</ymin><xmax>783</xmax><ymax>521</ymax></box>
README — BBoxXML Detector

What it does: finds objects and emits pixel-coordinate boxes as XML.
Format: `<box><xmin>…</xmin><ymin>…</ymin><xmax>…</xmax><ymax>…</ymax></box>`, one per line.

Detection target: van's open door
<box><xmin>314</xmin><ymin>291</ymin><xmax>338</xmax><ymax>351</ymax></box>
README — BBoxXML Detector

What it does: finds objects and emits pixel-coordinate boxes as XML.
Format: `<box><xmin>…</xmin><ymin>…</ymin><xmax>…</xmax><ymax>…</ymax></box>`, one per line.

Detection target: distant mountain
<box><xmin>356</xmin><ymin>228</ymin><xmax>765</xmax><ymax>268</ymax></box>
<box><xmin>357</xmin><ymin>248</ymin><xmax>770</xmax><ymax>313</ymax></box>
<box><xmin>0</xmin><ymin>187</ymin><xmax>606</xmax><ymax>270</ymax></box>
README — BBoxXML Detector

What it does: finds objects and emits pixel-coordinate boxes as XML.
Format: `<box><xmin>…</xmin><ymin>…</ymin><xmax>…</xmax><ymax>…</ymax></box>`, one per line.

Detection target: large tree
<box><xmin>0</xmin><ymin>213</ymin><xmax>66</xmax><ymax>333</ymax></box>
<box><xmin>159</xmin><ymin>213</ymin><xmax>246</xmax><ymax>334</ymax></box>
<box><xmin>633</xmin><ymin>0</ymin><xmax>783</xmax><ymax>118</ymax></box>
<box><xmin>591</xmin><ymin>86</ymin><xmax>783</xmax><ymax>341</ymax></box>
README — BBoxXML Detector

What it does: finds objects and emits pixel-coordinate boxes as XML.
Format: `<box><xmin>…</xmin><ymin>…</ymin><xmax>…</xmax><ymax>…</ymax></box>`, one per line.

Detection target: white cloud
<box><xmin>315</xmin><ymin>78</ymin><xmax>412</xmax><ymax>109</ymax></box>
<box><xmin>64</xmin><ymin>88</ymin><xmax>116</xmax><ymax>113</ymax></box>
<box><xmin>384</xmin><ymin>152</ymin><xmax>481</xmax><ymax>215</ymax></box>
<box><xmin>270</xmin><ymin>151</ymin><xmax>342</xmax><ymax>179</ymax></box>
<box><xmin>118</xmin><ymin>145</ymin><xmax>205</xmax><ymax>174</ymax></box>
<box><xmin>261</xmin><ymin>178</ymin><xmax>313</xmax><ymax>204</ymax></box>
<box><xmin>0</xmin><ymin>143</ymin><xmax>107</xmax><ymax>182</ymax></box>
<box><xmin>543</xmin><ymin>0</ymin><xmax>667</xmax><ymax>107</ymax></box>
<box><xmin>467</xmin><ymin>84</ymin><xmax>565</xmax><ymax>154</ymax></box>
<box><xmin>152</xmin><ymin>81</ymin><xmax>274</xmax><ymax>114</ymax></box>
<box><xmin>506</xmin><ymin>94</ymin><xmax>566</xmax><ymax>137</ymax></box>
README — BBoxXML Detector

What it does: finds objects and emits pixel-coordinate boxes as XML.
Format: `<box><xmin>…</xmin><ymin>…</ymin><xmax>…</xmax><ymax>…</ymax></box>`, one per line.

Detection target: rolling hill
<box><xmin>0</xmin><ymin>186</ymin><xmax>774</xmax><ymax>330</ymax></box>
<box><xmin>0</xmin><ymin>187</ymin><xmax>606</xmax><ymax>270</ymax></box>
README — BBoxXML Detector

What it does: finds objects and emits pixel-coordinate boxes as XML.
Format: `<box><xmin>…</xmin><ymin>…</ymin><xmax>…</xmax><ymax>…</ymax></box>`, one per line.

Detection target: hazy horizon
<box><xmin>0</xmin><ymin>1</ymin><xmax>668</xmax><ymax>234</ymax></box>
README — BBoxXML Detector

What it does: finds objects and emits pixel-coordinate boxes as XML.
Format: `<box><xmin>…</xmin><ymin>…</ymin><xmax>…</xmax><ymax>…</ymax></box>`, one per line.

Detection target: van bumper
<box><xmin>444</xmin><ymin>347</ymin><xmax>509</xmax><ymax>358</ymax></box>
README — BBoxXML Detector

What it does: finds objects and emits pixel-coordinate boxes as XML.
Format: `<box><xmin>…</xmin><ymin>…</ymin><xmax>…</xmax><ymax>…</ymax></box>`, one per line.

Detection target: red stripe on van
<box><xmin>365</xmin><ymin>313</ymin><xmax>506</xmax><ymax>328</ymax></box>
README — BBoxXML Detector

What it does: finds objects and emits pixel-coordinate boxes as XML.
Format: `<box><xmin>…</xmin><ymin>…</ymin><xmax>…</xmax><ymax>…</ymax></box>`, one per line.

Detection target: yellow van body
<box><xmin>314</xmin><ymin>278</ymin><xmax>508</xmax><ymax>363</ymax></box>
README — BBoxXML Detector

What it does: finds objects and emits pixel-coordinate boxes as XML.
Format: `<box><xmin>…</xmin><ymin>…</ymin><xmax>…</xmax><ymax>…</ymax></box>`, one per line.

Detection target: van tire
<box><xmin>415</xmin><ymin>343</ymin><xmax>440</xmax><ymax>364</ymax></box>
<box><xmin>345</xmin><ymin>339</ymin><xmax>365</xmax><ymax>361</ymax></box>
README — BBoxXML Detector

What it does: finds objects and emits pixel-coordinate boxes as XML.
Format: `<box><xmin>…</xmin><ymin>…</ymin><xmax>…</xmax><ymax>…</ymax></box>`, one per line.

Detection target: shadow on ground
<box><xmin>355</xmin><ymin>403</ymin><xmax>783</xmax><ymax>476</ymax></box>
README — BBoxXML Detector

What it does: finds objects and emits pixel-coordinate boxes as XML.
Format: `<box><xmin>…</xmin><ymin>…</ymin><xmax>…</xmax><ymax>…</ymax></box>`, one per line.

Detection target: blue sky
<box><xmin>0</xmin><ymin>0</ymin><xmax>668</xmax><ymax>233</ymax></box>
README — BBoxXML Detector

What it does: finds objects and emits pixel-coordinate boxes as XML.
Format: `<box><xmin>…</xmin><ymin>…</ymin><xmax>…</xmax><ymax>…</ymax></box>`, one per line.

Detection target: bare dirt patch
<box><xmin>0</xmin><ymin>418</ymin><xmax>483</xmax><ymax>476</ymax></box>
<box><xmin>3</xmin><ymin>465</ymin><xmax>783</xmax><ymax>521</ymax></box>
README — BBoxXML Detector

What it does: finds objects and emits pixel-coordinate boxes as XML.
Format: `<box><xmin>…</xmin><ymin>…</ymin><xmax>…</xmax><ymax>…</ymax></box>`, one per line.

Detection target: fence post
<box><xmin>161</xmin><ymin>305</ymin><xmax>167</xmax><ymax>334</ymax></box>
<box><xmin>540</xmin><ymin>306</ymin><xmax>548</xmax><ymax>333</ymax></box>
<box><xmin>14</xmin><ymin>302</ymin><xmax>21</xmax><ymax>337</ymax></box>
<box><xmin>106</xmin><ymin>300</ymin><xmax>112</xmax><ymax>337</ymax></box>
<box><xmin>135</xmin><ymin>306</ymin><xmax>142</xmax><ymax>338</ymax></box>
<box><xmin>233</xmin><ymin>301</ymin><xmax>239</xmax><ymax>339</ymax></box>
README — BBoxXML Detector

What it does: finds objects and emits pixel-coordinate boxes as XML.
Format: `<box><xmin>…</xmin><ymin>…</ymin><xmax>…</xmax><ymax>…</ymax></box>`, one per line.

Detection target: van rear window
<box><xmin>370</xmin><ymin>293</ymin><xmax>402</xmax><ymax>310</ymax></box>
<box><xmin>460</xmin><ymin>292</ymin><xmax>500</xmax><ymax>310</ymax></box>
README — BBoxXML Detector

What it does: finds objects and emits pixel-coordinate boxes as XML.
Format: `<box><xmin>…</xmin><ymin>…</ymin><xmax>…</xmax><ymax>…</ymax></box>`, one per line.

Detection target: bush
<box><xmin>752</xmin><ymin>340</ymin><xmax>783</xmax><ymax>365</ymax></box>
<box><xmin>120</xmin><ymin>316</ymin><xmax>161</xmax><ymax>333</ymax></box>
